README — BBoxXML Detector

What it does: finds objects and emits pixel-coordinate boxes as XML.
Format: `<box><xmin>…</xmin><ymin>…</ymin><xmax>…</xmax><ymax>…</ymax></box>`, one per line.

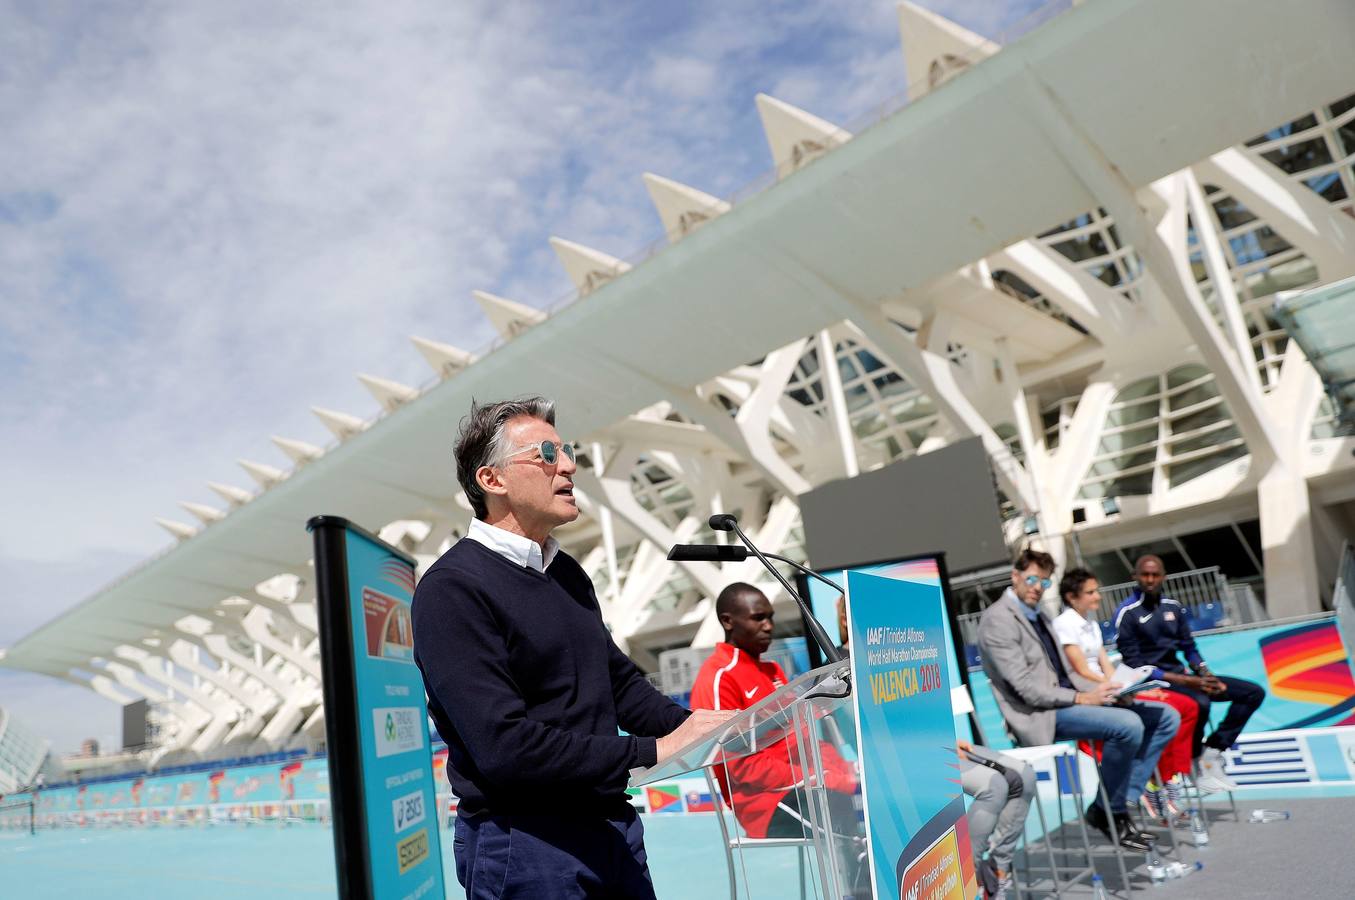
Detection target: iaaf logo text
<box><xmin>374</xmin><ymin>707</ymin><xmax>423</xmax><ymax>759</ymax></box>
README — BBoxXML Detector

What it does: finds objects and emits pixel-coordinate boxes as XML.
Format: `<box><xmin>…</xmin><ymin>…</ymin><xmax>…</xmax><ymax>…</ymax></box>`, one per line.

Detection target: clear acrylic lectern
<box><xmin>631</xmin><ymin>663</ymin><xmax>871</xmax><ymax>899</ymax></box>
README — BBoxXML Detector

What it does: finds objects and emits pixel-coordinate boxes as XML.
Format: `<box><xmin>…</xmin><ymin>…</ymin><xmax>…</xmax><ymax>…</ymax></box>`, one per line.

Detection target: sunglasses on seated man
<box><xmin>501</xmin><ymin>439</ymin><xmax>577</xmax><ymax>466</ymax></box>
<box><xmin>1022</xmin><ymin>574</ymin><xmax>1053</xmax><ymax>590</ymax></box>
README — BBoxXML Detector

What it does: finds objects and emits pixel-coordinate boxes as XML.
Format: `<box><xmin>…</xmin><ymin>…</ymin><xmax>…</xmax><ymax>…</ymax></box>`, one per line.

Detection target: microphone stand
<box><xmin>710</xmin><ymin>514</ymin><xmax>847</xmax><ymax>666</ymax></box>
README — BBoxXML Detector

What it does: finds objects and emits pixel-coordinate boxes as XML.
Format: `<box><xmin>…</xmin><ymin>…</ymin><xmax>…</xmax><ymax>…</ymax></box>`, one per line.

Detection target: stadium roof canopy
<box><xmin>5</xmin><ymin>0</ymin><xmax>1354</xmax><ymax>753</ymax></box>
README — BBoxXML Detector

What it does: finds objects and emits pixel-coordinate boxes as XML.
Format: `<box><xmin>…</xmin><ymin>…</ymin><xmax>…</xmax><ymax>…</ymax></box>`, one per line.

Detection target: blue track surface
<box><xmin>2</xmin><ymin>813</ymin><xmax>807</xmax><ymax>900</ymax></box>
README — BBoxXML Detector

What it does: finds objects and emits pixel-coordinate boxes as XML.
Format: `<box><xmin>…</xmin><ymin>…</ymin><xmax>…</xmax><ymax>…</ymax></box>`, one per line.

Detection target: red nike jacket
<box><xmin>690</xmin><ymin>642</ymin><xmax>855</xmax><ymax>838</ymax></box>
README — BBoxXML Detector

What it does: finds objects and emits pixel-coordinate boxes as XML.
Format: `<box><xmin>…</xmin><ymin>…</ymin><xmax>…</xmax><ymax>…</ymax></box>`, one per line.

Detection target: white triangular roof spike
<box><xmin>642</xmin><ymin>173</ymin><xmax>732</xmax><ymax>242</ymax></box>
<box><xmin>548</xmin><ymin>237</ymin><xmax>632</xmax><ymax>297</ymax></box>
<box><xmin>179</xmin><ymin>501</ymin><xmax>224</xmax><ymax>525</ymax></box>
<box><xmin>271</xmin><ymin>435</ymin><xmax>324</xmax><ymax>464</ymax></box>
<box><xmin>238</xmin><ymin>458</ymin><xmax>286</xmax><ymax>488</ymax></box>
<box><xmin>156</xmin><ymin>517</ymin><xmax>199</xmax><ymax>541</ymax></box>
<box><xmin>357</xmin><ymin>373</ymin><xmax>420</xmax><ymax>413</ymax></box>
<box><xmin>897</xmin><ymin>1</ymin><xmax>999</xmax><ymax>94</ymax></box>
<box><xmin>311</xmin><ymin>406</ymin><xmax>367</xmax><ymax>440</ymax></box>
<box><xmin>410</xmin><ymin>335</ymin><xmax>474</xmax><ymax>378</ymax></box>
<box><xmin>207</xmin><ymin>481</ymin><xmax>253</xmax><ymax>507</ymax></box>
<box><xmin>754</xmin><ymin>93</ymin><xmax>851</xmax><ymax>178</ymax></box>
<box><xmin>472</xmin><ymin>290</ymin><xmax>547</xmax><ymax>340</ymax></box>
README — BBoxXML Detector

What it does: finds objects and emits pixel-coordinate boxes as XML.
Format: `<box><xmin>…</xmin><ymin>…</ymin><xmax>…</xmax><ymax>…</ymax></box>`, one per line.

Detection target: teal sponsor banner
<box><xmin>343</xmin><ymin>525</ymin><xmax>446</xmax><ymax>900</ymax></box>
<box><xmin>311</xmin><ymin>516</ymin><xmax>446</xmax><ymax>900</ymax></box>
<box><xmin>846</xmin><ymin>569</ymin><xmax>979</xmax><ymax>900</ymax></box>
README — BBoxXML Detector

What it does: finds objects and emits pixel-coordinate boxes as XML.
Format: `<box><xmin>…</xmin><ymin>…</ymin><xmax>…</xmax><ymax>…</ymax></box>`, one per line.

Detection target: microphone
<box><xmin>674</xmin><ymin>514</ymin><xmax>846</xmax><ymax>665</ymax></box>
<box><xmin>667</xmin><ymin>544</ymin><xmax>749</xmax><ymax>562</ymax></box>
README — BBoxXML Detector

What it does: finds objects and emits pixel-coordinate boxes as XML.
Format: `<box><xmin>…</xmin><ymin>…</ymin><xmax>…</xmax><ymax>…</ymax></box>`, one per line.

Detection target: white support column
<box><xmin>816</xmin><ymin>329</ymin><xmax>860</xmax><ymax>478</ymax></box>
<box><xmin>994</xmin><ymin>338</ymin><xmax>1060</xmax><ymax>562</ymax></box>
<box><xmin>1146</xmin><ymin>174</ymin><xmax>1281</xmax><ymax>463</ymax></box>
<box><xmin>241</xmin><ymin>607</ymin><xmax>323</xmax><ymax>682</ymax></box>
<box><xmin>1257</xmin><ymin>340</ymin><xmax>1330</xmax><ymax>615</ymax></box>
<box><xmin>1181</xmin><ymin>169</ymin><xmax>1265</xmax><ymax>397</ymax></box>
<box><xmin>200</xmin><ymin>632</ymin><xmax>301</xmax><ymax>700</ymax></box>
<box><xmin>592</xmin><ymin>441</ymin><xmax>621</xmax><ymax>603</ymax></box>
<box><xmin>1047</xmin><ymin>380</ymin><xmax>1118</xmax><ymax>513</ymax></box>
<box><xmin>168</xmin><ymin>639</ymin><xmax>278</xmax><ymax>722</ymax></box>
<box><xmin>733</xmin><ymin>340</ymin><xmax>816</xmax><ymax>495</ymax></box>
<box><xmin>1018</xmin><ymin>71</ymin><xmax>1281</xmax><ymax>469</ymax></box>
<box><xmin>1257</xmin><ymin>469</ymin><xmax>1324</xmax><ymax>617</ymax></box>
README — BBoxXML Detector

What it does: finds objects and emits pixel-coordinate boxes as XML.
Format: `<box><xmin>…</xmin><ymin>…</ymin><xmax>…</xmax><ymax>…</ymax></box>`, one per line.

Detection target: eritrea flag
<box><xmin>644</xmin><ymin>784</ymin><xmax>684</xmax><ymax>814</ymax></box>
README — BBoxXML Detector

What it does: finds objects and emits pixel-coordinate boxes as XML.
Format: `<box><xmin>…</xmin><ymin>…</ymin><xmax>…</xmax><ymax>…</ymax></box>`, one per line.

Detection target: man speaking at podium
<box><xmin>413</xmin><ymin>398</ymin><xmax>733</xmax><ymax>899</ymax></box>
<box><xmin>691</xmin><ymin>583</ymin><xmax>859</xmax><ymax>840</ymax></box>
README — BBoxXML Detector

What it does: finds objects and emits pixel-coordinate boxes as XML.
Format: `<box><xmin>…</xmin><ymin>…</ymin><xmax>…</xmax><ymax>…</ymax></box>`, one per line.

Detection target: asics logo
<box><xmin>1139</xmin><ymin>614</ymin><xmax>1154</xmax><ymax>624</ymax></box>
<box><xmin>743</xmin><ymin>687</ymin><xmax>759</xmax><ymax>699</ymax></box>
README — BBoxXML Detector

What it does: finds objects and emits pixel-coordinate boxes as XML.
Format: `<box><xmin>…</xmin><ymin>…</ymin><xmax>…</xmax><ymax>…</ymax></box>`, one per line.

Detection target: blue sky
<box><xmin>0</xmin><ymin>0</ymin><xmax>1040</xmax><ymax>755</ymax></box>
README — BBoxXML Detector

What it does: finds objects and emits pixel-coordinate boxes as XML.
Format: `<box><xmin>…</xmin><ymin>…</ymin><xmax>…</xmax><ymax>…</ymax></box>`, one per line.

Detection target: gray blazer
<box><xmin>977</xmin><ymin>589</ymin><xmax>1080</xmax><ymax>747</ymax></box>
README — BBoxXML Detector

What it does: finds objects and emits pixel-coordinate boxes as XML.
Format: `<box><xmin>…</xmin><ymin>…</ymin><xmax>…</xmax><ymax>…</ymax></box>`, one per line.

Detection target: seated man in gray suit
<box><xmin>978</xmin><ymin>549</ymin><xmax>1180</xmax><ymax>851</ymax></box>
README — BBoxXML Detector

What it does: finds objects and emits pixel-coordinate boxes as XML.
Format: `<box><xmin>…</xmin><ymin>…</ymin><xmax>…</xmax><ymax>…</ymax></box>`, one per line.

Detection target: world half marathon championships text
<box><xmin>864</xmin><ymin>626</ymin><xmax>943</xmax><ymax>705</ymax></box>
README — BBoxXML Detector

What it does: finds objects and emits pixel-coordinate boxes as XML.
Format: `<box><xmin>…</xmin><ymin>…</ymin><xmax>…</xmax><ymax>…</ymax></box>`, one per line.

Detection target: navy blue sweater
<box><xmin>1112</xmin><ymin>591</ymin><xmax>1203</xmax><ymax>673</ymax></box>
<box><xmin>411</xmin><ymin>539</ymin><xmax>689</xmax><ymax>817</ymax></box>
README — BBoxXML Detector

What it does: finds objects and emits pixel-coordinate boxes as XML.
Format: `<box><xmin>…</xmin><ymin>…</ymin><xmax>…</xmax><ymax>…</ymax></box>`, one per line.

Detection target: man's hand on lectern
<box><xmin>656</xmin><ymin>709</ymin><xmax>738</xmax><ymax>764</ymax></box>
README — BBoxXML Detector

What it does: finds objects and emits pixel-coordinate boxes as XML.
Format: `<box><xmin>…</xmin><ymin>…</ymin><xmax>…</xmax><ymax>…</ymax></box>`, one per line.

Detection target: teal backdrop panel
<box><xmin>969</xmin><ymin>615</ymin><xmax>1355</xmax><ymax>750</ymax></box>
<box><xmin>846</xmin><ymin>570</ymin><xmax>978</xmax><ymax>900</ymax></box>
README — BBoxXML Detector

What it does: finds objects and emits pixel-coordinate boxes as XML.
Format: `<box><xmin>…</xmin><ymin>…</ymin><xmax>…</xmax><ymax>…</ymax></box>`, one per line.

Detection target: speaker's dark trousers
<box><xmin>1169</xmin><ymin>675</ymin><xmax>1266</xmax><ymax>756</ymax></box>
<box><xmin>453</xmin><ymin>805</ymin><xmax>657</xmax><ymax>900</ymax></box>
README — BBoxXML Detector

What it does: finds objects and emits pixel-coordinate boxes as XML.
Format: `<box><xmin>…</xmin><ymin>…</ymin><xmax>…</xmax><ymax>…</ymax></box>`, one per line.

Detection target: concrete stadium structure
<box><xmin>4</xmin><ymin>0</ymin><xmax>1355</xmax><ymax>759</ymax></box>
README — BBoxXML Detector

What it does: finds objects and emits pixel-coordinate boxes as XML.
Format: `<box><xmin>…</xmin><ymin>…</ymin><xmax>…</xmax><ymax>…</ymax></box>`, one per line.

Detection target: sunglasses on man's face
<box><xmin>502</xmin><ymin>439</ymin><xmax>577</xmax><ymax>466</ymax></box>
<box><xmin>1022</xmin><ymin>575</ymin><xmax>1053</xmax><ymax>590</ymax></box>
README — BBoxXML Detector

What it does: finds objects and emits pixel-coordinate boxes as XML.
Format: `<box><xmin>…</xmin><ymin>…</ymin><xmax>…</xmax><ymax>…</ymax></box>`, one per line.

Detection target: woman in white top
<box><xmin>1052</xmin><ymin>568</ymin><xmax>1114</xmax><ymax>682</ymax></box>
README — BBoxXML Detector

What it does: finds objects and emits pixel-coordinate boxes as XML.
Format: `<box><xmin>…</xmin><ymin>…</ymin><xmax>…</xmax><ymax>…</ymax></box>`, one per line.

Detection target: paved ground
<box><xmin>1015</xmin><ymin>795</ymin><xmax>1355</xmax><ymax>899</ymax></box>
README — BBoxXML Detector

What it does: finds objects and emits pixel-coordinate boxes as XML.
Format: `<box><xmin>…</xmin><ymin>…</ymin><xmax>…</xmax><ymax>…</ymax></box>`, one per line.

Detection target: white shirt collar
<box><xmin>466</xmin><ymin>518</ymin><xmax>559</xmax><ymax>573</ymax></box>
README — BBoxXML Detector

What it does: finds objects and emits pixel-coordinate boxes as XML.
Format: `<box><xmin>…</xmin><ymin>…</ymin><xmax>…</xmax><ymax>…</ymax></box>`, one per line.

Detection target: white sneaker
<box><xmin>1195</xmin><ymin>748</ymin><xmax>1239</xmax><ymax>793</ymax></box>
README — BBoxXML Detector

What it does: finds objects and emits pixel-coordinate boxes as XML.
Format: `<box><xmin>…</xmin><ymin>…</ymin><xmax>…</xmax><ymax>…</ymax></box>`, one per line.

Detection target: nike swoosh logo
<box><xmin>743</xmin><ymin>687</ymin><xmax>759</xmax><ymax>699</ymax></box>
<box><xmin>1139</xmin><ymin>614</ymin><xmax>1153</xmax><ymax>624</ymax></box>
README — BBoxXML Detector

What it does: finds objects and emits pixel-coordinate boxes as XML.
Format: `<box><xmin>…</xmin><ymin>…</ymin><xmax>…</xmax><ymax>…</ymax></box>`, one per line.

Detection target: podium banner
<box><xmin>846</xmin><ymin>569</ymin><xmax>977</xmax><ymax>900</ymax></box>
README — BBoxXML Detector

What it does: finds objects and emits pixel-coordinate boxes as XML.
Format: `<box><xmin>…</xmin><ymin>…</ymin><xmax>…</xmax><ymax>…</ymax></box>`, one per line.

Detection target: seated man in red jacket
<box><xmin>690</xmin><ymin>582</ymin><xmax>859</xmax><ymax>841</ymax></box>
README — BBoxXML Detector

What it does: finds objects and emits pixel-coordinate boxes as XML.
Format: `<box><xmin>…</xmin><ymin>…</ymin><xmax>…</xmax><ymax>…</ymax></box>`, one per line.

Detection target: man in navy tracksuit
<box><xmin>1113</xmin><ymin>555</ymin><xmax>1264</xmax><ymax>792</ymax></box>
<box><xmin>412</xmin><ymin>398</ymin><xmax>734</xmax><ymax>899</ymax></box>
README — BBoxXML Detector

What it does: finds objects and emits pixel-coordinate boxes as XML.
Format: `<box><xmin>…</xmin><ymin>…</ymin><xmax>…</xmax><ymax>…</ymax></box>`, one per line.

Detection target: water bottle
<box><xmin>1248</xmin><ymin>809</ymin><xmax>1291</xmax><ymax>823</ymax></box>
<box><xmin>1091</xmin><ymin>874</ymin><xmax>1111</xmax><ymax>900</ymax></box>
<box><xmin>1146</xmin><ymin>846</ymin><xmax>1166</xmax><ymax>886</ymax></box>
<box><xmin>1189</xmin><ymin>807</ymin><xmax>1209</xmax><ymax>847</ymax></box>
<box><xmin>1164</xmin><ymin>860</ymin><xmax>1204</xmax><ymax>880</ymax></box>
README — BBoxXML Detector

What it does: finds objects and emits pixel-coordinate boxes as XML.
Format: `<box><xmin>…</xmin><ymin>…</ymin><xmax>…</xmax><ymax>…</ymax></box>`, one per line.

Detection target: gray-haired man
<box><xmin>412</xmin><ymin>397</ymin><xmax>733</xmax><ymax>899</ymax></box>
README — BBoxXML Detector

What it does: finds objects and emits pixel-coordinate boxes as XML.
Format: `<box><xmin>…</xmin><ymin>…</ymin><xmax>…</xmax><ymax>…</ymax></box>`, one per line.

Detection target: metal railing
<box><xmin>0</xmin><ymin>796</ymin><xmax>35</xmax><ymax>835</ymax></box>
<box><xmin>1096</xmin><ymin>567</ymin><xmax>1230</xmax><ymax>624</ymax></box>
<box><xmin>48</xmin><ymin>736</ymin><xmax>325</xmax><ymax>790</ymax></box>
